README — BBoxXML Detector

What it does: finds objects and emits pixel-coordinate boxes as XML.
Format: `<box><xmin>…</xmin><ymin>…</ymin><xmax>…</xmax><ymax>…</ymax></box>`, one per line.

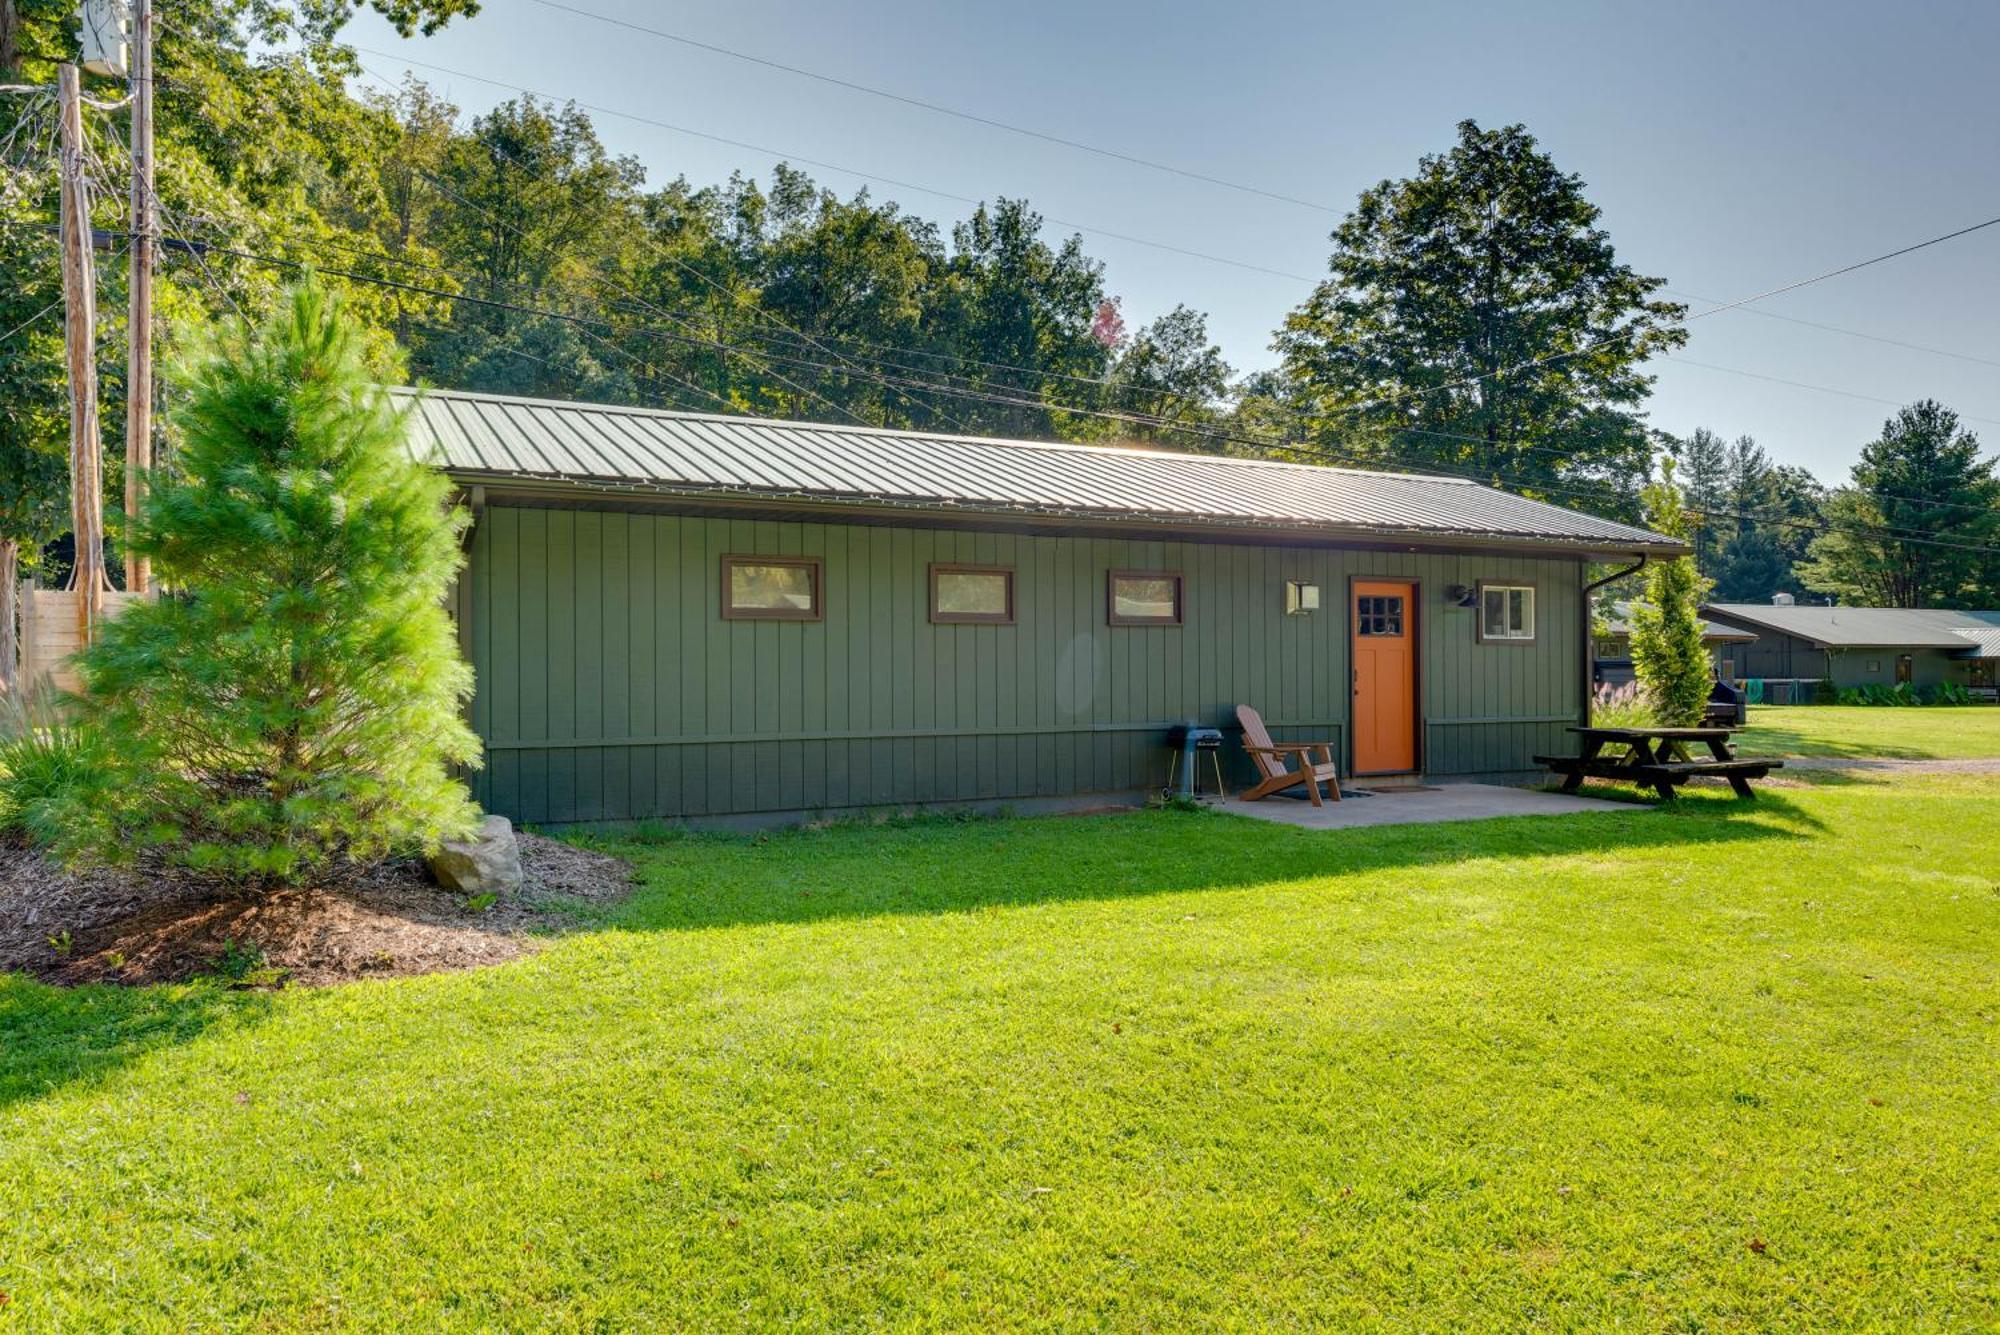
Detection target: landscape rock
<box><xmin>427</xmin><ymin>814</ymin><xmax>525</xmax><ymax>897</ymax></box>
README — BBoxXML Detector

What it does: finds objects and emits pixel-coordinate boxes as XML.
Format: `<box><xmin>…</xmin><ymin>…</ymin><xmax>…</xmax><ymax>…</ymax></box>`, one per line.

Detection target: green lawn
<box><xmin>3</xmin><ymin>775</ymin><xmax>1997</xmax><ymax>1330</ymax></box>
<box><xmin>1737</xmin><ymin>704</ymin><xmax>2000</xmax><ymax>759</ymax></box>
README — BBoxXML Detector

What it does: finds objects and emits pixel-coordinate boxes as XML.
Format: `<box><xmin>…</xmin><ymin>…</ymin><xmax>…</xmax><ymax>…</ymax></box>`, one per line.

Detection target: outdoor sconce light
<box><xmin>1284</xmin><ymin>581</ymin><xmax>1321</xmax><ymax>615</ymax></box>
<box><xmin>1445</xmin><ymin>583</ymin><xmax>1477</xmax><ymax>608</ymax></box>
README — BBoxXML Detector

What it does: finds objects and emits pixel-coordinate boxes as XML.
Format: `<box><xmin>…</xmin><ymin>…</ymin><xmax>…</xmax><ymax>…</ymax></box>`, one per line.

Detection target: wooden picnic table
<box><xmin>1534</xmin><ymin>725</ymin><xmax>1783</xmax><ymax>801</ymax></box>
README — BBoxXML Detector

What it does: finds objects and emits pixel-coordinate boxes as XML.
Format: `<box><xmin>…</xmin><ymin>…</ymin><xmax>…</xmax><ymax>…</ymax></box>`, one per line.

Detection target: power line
<box><xmin>349</xmin><ymin>55</ymin><xmax>2000</xmax><ymax>458</ymax></box>
<box><xmin>1314</xmin><ymin>213</ymin><xmax>2000</xmax><ymax>423</ymax></box>
<box><xmin>347</xmin><ymin>53</ymin><xmax>1318</xmax><ymax>284</ymax></box>
<box><xmin>265</xmin><ymin>236</ymin><xmax>2000</xmax><ymax>551</ymax></box>
<box><xmin>0</xmin><ymin>296</ymin><xmax>63</xmax><ymax>347</ymax></box>
<box><xmin>1664</xmin><ymin>286</ymin><xmax>2000</xmax><ymax>371</ymax></box>
<box><xmin>523</xmin><ymin>0</ymin><xmax>1342</xmax><ymax>216</ymax></box>
<box><xmin>6</xmin><ymin>211</ymin><xmax>1989</xmax><ymax>543</ymax></box>
<box><xmin>1663</xmin><ymin>354</ymin><xmax>2000</xmax><ymax>429</ymax></box>
<box><xmin>387</xmin><ymin>101</ymin><xmax>984</xmax><ymax>436</ymax></box>
<box><xmin>37</xmin><ymin>214</ymin><xmax>1991</xmax><ymax>555</ymax></box>
<box><xmin>406</xmin><ymin>160</ymin><xmax>881</xmax><ymax>430</ymax></box>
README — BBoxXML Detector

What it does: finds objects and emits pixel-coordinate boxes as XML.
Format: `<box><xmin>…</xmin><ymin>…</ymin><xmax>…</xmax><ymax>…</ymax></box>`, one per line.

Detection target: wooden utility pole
<box><xmin>58</xmin><ymin>61</ymin><xmax>108</xmax><ymax>646</ymax></box>
<box><xmin>124</xmin><ymin>0</ymin><xmax>153</xmax><ymax>593</ymax></box>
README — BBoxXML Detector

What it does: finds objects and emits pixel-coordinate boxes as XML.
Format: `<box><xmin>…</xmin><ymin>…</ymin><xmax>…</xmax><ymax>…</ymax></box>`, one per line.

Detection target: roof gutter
<box><xmin>1581</xmin><ymin>554</ymin><xmax>1649</xmax><ymax>724</ymax></box>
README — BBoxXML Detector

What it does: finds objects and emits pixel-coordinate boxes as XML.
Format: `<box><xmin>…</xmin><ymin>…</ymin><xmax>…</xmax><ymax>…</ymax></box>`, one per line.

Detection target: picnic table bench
<box><xmin>1534</xmin><ymin>726</ymin><xmax>1784</xmax><ymax>801</ymax></box>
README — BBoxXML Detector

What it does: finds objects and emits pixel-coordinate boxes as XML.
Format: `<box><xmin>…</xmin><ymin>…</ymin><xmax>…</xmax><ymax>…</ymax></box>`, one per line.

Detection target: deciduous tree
<box><xmin>1799</xmin><ymin>401</ymin><xmax>1999</xmax><ymax>606</ymax></box>
<box><xmin>1276</xmin><ymin>120</ymin><xmax>1686</xmax><ymax>516</ymax></box>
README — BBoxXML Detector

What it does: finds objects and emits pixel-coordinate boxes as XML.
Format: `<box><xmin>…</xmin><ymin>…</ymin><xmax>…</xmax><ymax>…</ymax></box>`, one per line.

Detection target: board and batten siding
<box><xmin>465</xmin><ymin>505</ymin><xmax>1585</xmax><ymax>824</ymax></box>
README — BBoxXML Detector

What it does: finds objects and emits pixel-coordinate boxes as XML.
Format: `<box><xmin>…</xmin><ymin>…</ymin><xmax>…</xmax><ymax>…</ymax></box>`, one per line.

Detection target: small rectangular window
<box><xmin>931</xmin><ymin>564</ymin><xmax>1014</xmax><ymax>624</ymax></box>
<box><xmin>1109</xmin><ymin>571</ymin><xmax>1183</xmax><ymax>626</ymax></box>
<box><xmin>1478</xmin><ymin>583</ymin><xmax>1534</xmax><ymax>643</ymax></box>
<box><xmin>722</xmin><ymin>555</ymin><xmax>822</xmax><ymax>621</ymax></box>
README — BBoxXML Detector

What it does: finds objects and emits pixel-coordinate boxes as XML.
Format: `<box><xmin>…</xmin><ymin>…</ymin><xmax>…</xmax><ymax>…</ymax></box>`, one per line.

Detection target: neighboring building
<box><xmin>1593</xmin><ymin>602</ymin><xmax>1755</xmax><ymax>687</ymax></box>
<box><xmin>400</xmin><ymin>388</ymin><xmax>1684</xmax><ymax>826</ymax></box>
<box><xmin>1701</xmin><ymin>600</ymin><xmax>2000</xmax><ymax>692</ymax></box>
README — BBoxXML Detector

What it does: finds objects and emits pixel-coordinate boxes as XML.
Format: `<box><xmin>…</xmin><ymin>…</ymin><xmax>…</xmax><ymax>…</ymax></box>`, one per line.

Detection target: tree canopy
<box><xmin>1799</xmin><ymin>401</ymin><xmax>2000</xmax><ymax>607</ymax></box>
<box><xmin>4</xmin><ymin>4</ymin><xmax>1994</xmax><ymax>622</ymax></box>
<box><xmin>1274</xmin><ymin>120</ymin><xmax>1688</xmax><ymax>517</ymax></box>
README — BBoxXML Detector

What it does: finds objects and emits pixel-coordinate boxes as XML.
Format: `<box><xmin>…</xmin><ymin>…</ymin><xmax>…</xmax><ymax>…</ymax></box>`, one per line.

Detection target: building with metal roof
<box><xmin>1701</xmin><ymin>602</ymin><xmax>2000</xmax><ymax>695</ymax></box>
<box><xmin>397</xmin><ymin>388</ymin><xmax>1682</xmax><ymax>558</ymax></box>
<box><xmin>398</xmin><ymin>387</ymin><xmax>1688</xmax><ymax>826</ymax></box>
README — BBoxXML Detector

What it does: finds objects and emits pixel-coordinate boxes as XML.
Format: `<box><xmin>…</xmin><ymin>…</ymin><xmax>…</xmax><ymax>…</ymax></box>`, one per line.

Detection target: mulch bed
<box><xmin>0</xmin><ymin>834</ymin><xmax>634</xmax><ymax>988</ymax></box>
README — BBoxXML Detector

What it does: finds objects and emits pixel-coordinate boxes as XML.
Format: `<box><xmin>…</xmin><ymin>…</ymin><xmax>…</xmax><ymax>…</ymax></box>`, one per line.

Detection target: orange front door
<box><xmin>1352</xmin><ymin>581</ymin><xmax>1418</xmax><ymax>774</ymax></box>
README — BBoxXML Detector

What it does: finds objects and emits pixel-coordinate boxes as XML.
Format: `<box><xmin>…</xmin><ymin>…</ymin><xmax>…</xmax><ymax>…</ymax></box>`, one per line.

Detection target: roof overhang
<box><xmin>448</xmin><ymin>469</ymin><xmax>1692</xmax><ymax>561</ymax></box>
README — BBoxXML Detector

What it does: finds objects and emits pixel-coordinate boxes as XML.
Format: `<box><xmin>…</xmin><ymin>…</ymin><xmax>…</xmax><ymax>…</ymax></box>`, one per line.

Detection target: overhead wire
<box><xmin>18</xmin><ymin>214</ymin><xmax>1998</xmax><ymax>557</ymax></box>
<box><xmin>348</xmin><ymin>49</ymin><xmax>1319</xmax><ymax>284</ymax></box>
<box><xmin>345</xmin><ymin>52</ymin><xmax>2000</xmax><ymax>456</ymax></box>
<box><xmin>1663</xmin><ymin>286</ymin><xmax>2000</xmax><ymax>372</ymax></box>
<box><xmin>379</xmin><ymin>87</ymin><xmax>983</xmax><ymax>437</ymax></box>
<box><xmin>1662</xmin><ymin>354</ymin><xmax>2000</xmax><ymax>428</ymax></box>
<box><xmin>0</xmin><ymin>295</ymin><xmax>64</xmax><ymax>347</ymax></box>
<box><xmin>522</xmin><ymin>0</ymin><xmax>1343</xmax><ymax>215</ymax></box>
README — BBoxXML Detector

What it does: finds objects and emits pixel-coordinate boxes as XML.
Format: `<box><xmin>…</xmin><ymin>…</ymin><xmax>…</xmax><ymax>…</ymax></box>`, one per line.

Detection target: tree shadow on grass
<box><xmin>0</xmin><ymin>974</ymin><xmax>272</xmax><ymax>1114</ymax></box>
<box><xmin>582</xmin><ymin>787</ymin><xmax>1823</xmax><ymax>937</ymax></box>
<box><xmin>1734</xmin><ymin>722</ymin><xmax>1933</xmax><ymax>761</ymax></box>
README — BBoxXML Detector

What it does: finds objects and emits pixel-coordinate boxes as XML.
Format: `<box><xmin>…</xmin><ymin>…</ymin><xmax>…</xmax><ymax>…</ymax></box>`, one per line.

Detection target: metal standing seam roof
<box><xmin>390</xmin><ymin>387</ymin><xmax>1685</xmax><ymax>555</ymax></box>
<box><xmin>1599</xmin><ymin>602</ymin><xmax>1757</xmax><ymax>643</ymax></box>
<box><xmin>1703</xmin><ymin>604</ymin><xmax>2000</xmax><ymax>652</ymax></box>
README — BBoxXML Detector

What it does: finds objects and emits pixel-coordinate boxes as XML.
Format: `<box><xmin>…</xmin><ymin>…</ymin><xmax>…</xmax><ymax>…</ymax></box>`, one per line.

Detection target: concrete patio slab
<box><xmin>1213</xmin><ymin>782</ymin><xmax>1639</xmax><ymax>830</ymax></box>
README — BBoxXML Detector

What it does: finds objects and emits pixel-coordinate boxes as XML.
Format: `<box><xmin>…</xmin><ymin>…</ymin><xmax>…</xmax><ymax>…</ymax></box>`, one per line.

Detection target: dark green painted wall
<box><xmin>1716</xmin><ymin>633</ymin><xmax>1973</xmax><ymax>689</ymax></box>
<box><xmin>464</xmin><ymin>505</ymin><xmax>1586</xmax><ymax>824</ymax></box>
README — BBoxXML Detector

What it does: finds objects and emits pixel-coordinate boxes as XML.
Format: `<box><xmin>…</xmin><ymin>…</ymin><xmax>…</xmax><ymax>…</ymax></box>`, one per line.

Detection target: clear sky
<box><xmin>344</xmin><ymin>0</ymin><xmax>2000</xmax><ymax>485</ymax></box>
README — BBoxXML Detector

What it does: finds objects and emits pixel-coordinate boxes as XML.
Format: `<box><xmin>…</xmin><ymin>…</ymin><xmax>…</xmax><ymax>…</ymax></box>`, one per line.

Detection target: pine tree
<box><xmin>68</xmin><ymin>281</ymin><xmax>480</xmax><ymax>884</ymax></box>
<box><xmin>1669</xmin><ymin>427</ymin><xmax>1728</xmax><ymax>575</ymax></box>
<box><xmin>1629</xmin><ymin>459</ymin><xmax>1715</xmax><ymax>726</ymax></box>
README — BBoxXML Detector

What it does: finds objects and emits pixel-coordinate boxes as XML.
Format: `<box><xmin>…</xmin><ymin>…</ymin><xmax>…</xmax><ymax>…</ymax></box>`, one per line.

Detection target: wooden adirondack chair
<box><xmin>1235</xmin><ymin>704</ymin><xmax>1342</xmax><ymax>805</ymax></box>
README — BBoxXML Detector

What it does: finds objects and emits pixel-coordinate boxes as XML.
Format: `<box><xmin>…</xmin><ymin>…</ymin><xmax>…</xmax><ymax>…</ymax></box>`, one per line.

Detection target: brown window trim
<box><xmin>1475</xmin><ymin>580</ymin><xmax>1537</xmax><ymax>645</ymax></box>
<box><xmin>1107</xmin><ymin>569</ymin><xmax>1184</xmax><ymax>627</ymax></box>
<box><xmin>721</xmin><ymin>554</ymin><xmax>824</xmax><ymax>621</ymax></box>
<box><xmin>929</xmin><ymin>563</ymin><xmax>1016</xmax><ymax>625</ymax></box>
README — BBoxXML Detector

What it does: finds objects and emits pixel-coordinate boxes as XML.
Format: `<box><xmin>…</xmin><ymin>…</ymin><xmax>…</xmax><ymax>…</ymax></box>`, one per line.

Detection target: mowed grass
<box><xmin>1736</xmin><ymin>704</ymin><xmax>2000</xmax><ymax>759</ymax></box>
<box><xmin>2</xmin><ymin>776</ymin><xmax>1997</xmax><ymax>1330</ymax></box>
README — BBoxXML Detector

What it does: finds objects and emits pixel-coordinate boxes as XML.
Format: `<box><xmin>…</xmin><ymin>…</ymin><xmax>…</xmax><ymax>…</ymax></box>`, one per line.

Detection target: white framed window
<box><xmin>1478</xmin><ymin>583</ymin><xmax>1535</xmax><ymax>643</ymax></box>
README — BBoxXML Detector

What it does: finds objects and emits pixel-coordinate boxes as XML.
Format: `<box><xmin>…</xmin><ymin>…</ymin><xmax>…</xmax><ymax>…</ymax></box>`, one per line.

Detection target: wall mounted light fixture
<box><xmin>1285</xmin><ymin>581</ymin><xmax>1321</xmax><ymax>615</ymax></box>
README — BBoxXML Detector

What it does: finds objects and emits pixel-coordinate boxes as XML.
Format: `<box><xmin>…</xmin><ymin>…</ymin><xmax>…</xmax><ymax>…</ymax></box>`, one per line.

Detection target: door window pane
<box><xmin>1357</xmin><ymin>595</ymin><xmax>1404</xmax><ymax>636</ymax></box>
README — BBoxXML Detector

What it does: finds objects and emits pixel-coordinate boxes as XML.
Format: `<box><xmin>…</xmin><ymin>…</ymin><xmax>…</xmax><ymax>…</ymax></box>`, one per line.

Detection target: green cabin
<box><xmin>402</xmin><ymin>389</ymin><xmax>1684</xmax><ymax>827</ymax></box>
<box><xmin>1701</xmin><ymin>602</ymin><xmax>2000</xmax><ymax>693</ymax></box>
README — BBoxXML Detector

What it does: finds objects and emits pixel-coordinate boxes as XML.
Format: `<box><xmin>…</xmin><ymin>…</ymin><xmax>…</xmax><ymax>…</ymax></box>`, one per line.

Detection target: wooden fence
<box><xmin>15</xmin><ymin>583</ymin><xmax>150</xmax><ymax>693</ymax></box>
